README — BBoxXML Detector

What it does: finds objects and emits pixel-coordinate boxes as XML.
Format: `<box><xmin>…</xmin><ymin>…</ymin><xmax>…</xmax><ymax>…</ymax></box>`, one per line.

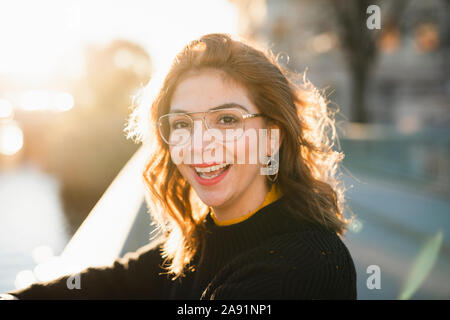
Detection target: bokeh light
<box><xmin>31</xmin><ymin>245</ymin><xmax>55</xmax><ymax>265</ymax></box>
<box><xmin>14</xmin><ymin>270</ymin><xmax>37</xmax><ymax>290</ymax></box>
<box><xmin>0</xmin><ymin>99</ymin><xmax>14</xmax><ymax>119</ymax></box>
<box><xmin>17</xmin><ymin>90</ymin><xmax>74</xmax><ymax>112</ymax></box>
<box><xmin>0</xmin><ymin>122</ymin><xmax>23</xmax><ymax>156</ymax></box>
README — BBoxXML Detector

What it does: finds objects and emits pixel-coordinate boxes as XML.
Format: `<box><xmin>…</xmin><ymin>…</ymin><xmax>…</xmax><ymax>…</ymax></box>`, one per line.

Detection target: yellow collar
<box><xmin>211</xmin><ymin>183</ymin><xmax>283</xmax><ymax>227</ymax></box>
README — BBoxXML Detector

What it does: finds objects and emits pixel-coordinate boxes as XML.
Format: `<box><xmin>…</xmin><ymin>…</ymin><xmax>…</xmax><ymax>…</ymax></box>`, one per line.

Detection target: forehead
<box><xmin>169</xmin><ymin>69</ymin><xmax>257</xmax><ymax>113</ymax></box>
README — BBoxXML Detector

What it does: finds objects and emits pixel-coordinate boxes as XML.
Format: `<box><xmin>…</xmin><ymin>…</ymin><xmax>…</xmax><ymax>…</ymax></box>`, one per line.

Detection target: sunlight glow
<box><xmin>0</xmin><ymin>0</ymin><xmax>83</xmax><ymax>78</ymax></box>
<box><xmin>18</xmin><ymin>90</ymin><xmax>74</xmax><ymax>112</ymax></box>
<box><xmin>33</xmin><ymin>256</ymin><xmax>66</xmax><ymax>282</ymax></box>
<box><xmin>32</xmin><ymin>245</ymin><xmax>55</xmax><ymax>265</ymax></box>
<box><xmin>0</xmin><ymin>99</ymin><xmax>14</xmax><ymax>119</ymax></box>
<box><xmin>349</xmin><ymin>218</ymin><xmax>363</xmax><ymax>233</ymax></box>
<box><xmin>0</xmin><ymin>0</ymin><xmax>238</xmax><ymax>80</ymax></box>
<box><xmin>14</xmin><ymin>270</ymin><xmax>37</xmax><ymax>290</ymax></box>
<box><xmin>0</xmin><ymin>122</ymin><xmax>24</xmax><ymax>156</ymax></box>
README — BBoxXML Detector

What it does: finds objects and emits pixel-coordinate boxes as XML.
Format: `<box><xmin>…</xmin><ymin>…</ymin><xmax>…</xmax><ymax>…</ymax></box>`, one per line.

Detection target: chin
<box><xmin>180</xmin><ymin>162</ymin><xmax>235</xmax><ymax>208</ymax></box>
<box><xmin>194</xmin><ymin>186</ymin><xmax>231</xmax><ymax>208</ymax></box>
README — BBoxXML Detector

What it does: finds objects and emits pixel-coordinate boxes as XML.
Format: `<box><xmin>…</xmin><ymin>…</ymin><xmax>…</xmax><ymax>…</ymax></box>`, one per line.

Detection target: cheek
<box><xmin>224</xmin><ymin>131</ymin><xmax>262</xmax><ymax>185</ymax></box>
<box><xmin>175</xmin><ymin>163</ymin><xmax>192</xmax><ymax>184</ymax></box>
<box><xmin>225</xmin><ymin>129</ymin><xmax>262</xmax><ymax>165</ymax></box>
<box><xmin>169</xmin><ymin>144</ymin><xmax>191</xmax><ymax>166</ymax></box>
<box><xmin>168</xmin><ymin>146</ymin><xmax>190</xmax><ymax>179</ymax></box>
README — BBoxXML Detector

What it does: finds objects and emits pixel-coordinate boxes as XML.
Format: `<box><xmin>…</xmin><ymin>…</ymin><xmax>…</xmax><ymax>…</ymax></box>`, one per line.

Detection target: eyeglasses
<box><xmin>157</xmin><ymin>107</ymin><xmax>262</xmax><ymax>146</ymax></box>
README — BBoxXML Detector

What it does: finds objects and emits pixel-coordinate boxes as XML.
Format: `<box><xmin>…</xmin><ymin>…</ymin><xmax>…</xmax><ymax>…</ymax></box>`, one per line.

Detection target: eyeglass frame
<box><xmin>156</xmin><ymin>107</ymin><xmax>264</xmax><ymax>145</ymax></box>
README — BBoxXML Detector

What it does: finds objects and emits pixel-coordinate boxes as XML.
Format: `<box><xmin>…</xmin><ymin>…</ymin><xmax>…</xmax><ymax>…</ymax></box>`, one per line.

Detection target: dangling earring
<box><xmin>266</xmin><ymin>155</ymin><xmax>279</xmax><ymax>183</ymax></box>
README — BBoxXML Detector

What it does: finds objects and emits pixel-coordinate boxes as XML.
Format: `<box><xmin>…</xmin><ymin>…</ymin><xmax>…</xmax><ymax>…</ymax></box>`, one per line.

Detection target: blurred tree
<box><xmin>329</xmin><ymin>0</ymin><xmax>408</xmax><ymax>123</ymax></box>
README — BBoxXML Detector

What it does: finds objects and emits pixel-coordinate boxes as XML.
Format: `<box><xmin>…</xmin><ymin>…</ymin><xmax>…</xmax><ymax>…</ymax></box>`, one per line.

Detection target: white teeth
<box><xmin>194</xmin><ymin>163</ymin><xmax>228</xmax><ymax>173</ymax></box>
<box><xmin>198</xmin><ymin>170</ymin><xmax>224</xmax><ymax>179</ymax></box>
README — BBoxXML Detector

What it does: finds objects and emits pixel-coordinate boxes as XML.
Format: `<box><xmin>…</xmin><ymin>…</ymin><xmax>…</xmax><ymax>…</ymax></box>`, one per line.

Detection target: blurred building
<box><xmin>233</xmin><ymin>0</ymin><xmax>449</xmax><ymax>128</ymax></box>
<box><xmin>232</xmin><ymin>0</ymin><xmax>449</xmax><ymax>196</ymax></box>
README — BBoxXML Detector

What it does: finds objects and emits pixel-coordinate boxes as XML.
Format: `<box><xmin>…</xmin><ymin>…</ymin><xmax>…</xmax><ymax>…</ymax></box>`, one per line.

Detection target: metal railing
<box><xmin>340</xmin><ymin>123</ymin><xmax>450</xmax><ymax>195</ymax></box>
<box><xmin>15</xmin><ymin>145</ymin><xmax>150</xmax><ymax>287</ymax></box>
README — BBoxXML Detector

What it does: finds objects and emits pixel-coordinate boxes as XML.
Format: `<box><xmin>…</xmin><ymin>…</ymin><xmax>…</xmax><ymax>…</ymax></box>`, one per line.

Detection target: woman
<box><xmin>4</xmin><ymin>33</ymin><xmax>356</xmax><ymax>299</ymax></box>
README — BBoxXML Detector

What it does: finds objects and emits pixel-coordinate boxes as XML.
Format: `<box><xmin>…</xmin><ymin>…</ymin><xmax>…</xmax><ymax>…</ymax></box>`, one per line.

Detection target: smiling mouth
<box><xmin>192</xmin><ymin>163</ymin><xmax>232</xmax><ymax>180</ymax></box>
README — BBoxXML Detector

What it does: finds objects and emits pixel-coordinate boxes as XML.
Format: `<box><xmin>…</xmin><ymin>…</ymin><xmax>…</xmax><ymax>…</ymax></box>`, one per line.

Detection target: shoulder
<box><xmin>202</xmin><ymin>228</ymin><xmax>357</xmax><ymax>300</ymax></box>
<box><xmin>266</xmin><ymin>229</ymin><xmax>357</xmax><ymax>299</ymax></box>
<box><xmin>265</xmin><ymin>228</ymin><xmax>356</xmax><ymax>270</ymax></box>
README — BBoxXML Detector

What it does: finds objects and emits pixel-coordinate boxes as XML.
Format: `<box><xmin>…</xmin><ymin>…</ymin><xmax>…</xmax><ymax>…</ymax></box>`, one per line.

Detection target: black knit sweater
<box><xmin>7</xmin><ymin>197</ymin><xmax>357</xmax><ymax>299</ymax></box>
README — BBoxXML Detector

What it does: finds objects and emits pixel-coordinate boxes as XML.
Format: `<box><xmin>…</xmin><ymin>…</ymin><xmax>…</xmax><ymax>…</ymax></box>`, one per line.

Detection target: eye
<box><xmin>171</xmin><ymin>120</ymin><xmax>190</xmax><ymax>130</ymax></box>
<box><xmin>217</xmin><ymin>114</ymin><xmax>238</xmax><ymax>125</ymax></box>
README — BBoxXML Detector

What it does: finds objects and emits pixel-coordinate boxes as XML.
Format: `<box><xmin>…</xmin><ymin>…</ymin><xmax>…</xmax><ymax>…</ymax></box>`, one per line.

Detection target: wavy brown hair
<box><xmin>126</xmin><ymin>33</ymin><xmax>351</xmax><ymax>279</ymax></box>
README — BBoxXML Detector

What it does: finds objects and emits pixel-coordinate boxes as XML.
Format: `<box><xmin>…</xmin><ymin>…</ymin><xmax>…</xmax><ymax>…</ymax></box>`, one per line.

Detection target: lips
<box><xmin>191</xmin><ymin>163</ymin><xmax>232</xmax><ymax>186</ymax></box>
<box><xmin>191</xmin><ymin>162</ymin><xmax>222</xmax><ymax>168</ymax></box>
<box><xmin>194</xmin><ymin>163</ymin><xmax>229</xmax><ymax>174</ymax></box>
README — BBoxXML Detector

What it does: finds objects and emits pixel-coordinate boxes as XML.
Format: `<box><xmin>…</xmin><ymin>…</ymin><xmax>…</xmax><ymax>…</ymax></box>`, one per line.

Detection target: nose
<box><xmin>189</xmin><ymin>119</ymin><xmax>209</xmax><ymax>163</ymax></box>
<box><xmin>191</xmin><ymin>119</ymin><xmax>206</xmax><ymax>145</ymax></box>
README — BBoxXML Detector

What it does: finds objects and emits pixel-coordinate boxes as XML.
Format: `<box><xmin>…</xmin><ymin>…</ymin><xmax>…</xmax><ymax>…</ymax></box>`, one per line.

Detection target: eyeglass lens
<box><xmin>159</xmin><ymin>109</ymin><xmax>246</xmax><ymax>145</ymax></box>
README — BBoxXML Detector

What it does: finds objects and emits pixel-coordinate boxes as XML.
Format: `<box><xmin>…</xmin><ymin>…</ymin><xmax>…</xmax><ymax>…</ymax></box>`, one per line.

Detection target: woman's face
<box><xmin>169</xmin><ymin>69</ymin><xmax>268</xmax><ymax>208</ymax></box>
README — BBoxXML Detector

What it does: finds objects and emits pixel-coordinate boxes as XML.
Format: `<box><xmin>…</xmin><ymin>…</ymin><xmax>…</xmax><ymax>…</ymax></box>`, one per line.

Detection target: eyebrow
<box><xmin>169</xmin><ymin>103</ymin><xmax>250</xmax><ymax>114</ymax></box>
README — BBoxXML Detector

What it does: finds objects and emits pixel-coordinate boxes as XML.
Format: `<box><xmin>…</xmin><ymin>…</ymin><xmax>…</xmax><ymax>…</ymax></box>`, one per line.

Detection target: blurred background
<box><xmin>0</xmin><ymin>0</ymin><xmax>448</xmax><ymax>299</ymax></box>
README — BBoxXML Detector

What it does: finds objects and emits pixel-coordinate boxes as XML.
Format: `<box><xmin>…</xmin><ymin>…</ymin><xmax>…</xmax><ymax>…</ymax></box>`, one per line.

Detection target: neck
<box><xmin>211</xmin><ymin>178</ymin><xmax>269</xmax><ymax>223</ymax></box>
